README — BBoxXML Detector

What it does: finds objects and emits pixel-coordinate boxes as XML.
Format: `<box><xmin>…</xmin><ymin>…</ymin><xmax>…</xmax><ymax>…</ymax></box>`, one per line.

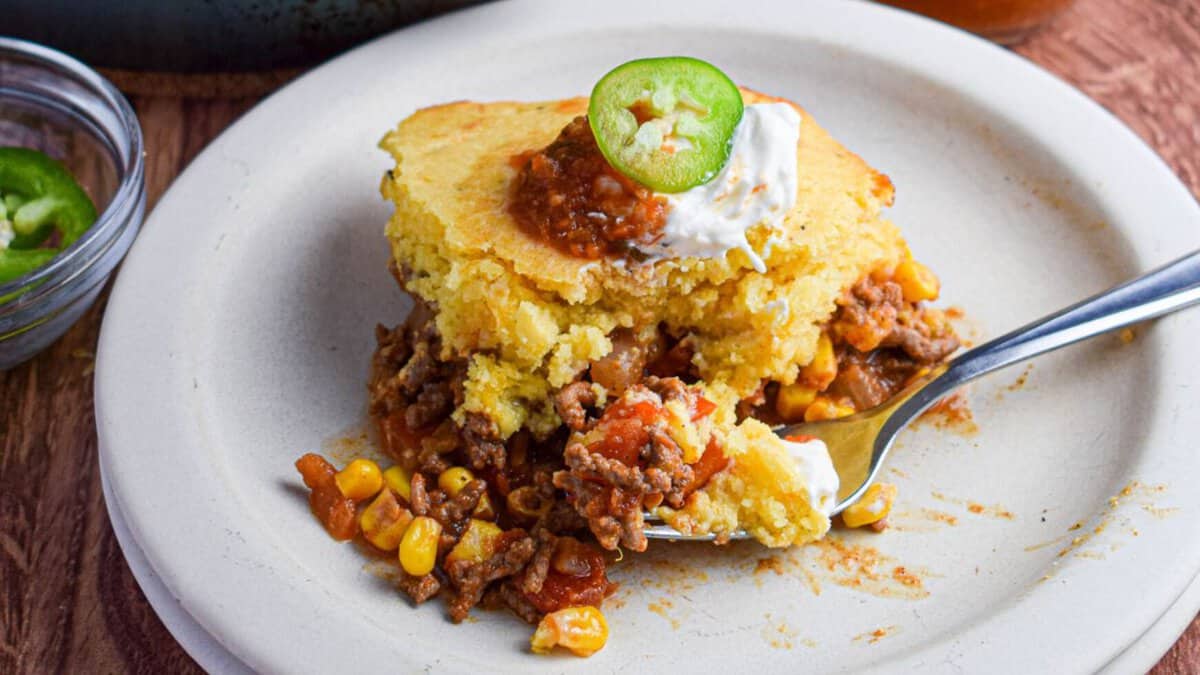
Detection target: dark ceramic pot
<box><xmin>7</xmin><ymin>0</ymin><xmax>490</xmax><ymax>72</ymax></box>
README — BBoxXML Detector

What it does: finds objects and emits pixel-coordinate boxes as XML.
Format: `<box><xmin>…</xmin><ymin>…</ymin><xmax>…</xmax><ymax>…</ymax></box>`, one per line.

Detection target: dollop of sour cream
<box><xmin>782</xmin><ymin>436</ymin><xmax>839</xmax><ymax>516</ymax></box>
<box><xmin>636</xmin><ymin>102</ymin><xmax>801</xmax><ymax>272</ymax></box>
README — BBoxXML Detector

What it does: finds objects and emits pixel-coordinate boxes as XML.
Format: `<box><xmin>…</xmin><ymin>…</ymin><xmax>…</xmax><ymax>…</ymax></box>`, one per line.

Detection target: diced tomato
<box><xmin>586</xmin><ymin>395</ymin><xmax>665</xmax><ymax>467</ymax></box>
<box><xmin>295</xmin><ymin>453</ymin><xmax>358</xmax><ymax>540</ymax></box>
<box><xmin>606</xmin><ymin>397</ymin><xmax>660</xmax><ymax>425</ymax></box>
<box><xmin>587</xmin><ymin>416</ymin><xmax>646</xmax><ymax>467</ymax></box>
<box><xmin>691</xmin><ymin>396</ymin><xmax>717</xmax><ymax>420</ymax></box>
<box><xmin>681</xmin><ymin>439</ymin><xmax>731</xmax><ymax>497</ymax></box>
<box><xmin>521</xmin><ymin>540</ymin><xmax>614</xmax><ymax>614</ymax></box>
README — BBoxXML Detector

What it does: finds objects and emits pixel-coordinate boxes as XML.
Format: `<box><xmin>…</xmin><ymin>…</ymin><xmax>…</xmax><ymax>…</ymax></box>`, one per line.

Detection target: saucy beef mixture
<box><xmin>509</xmin><ymin>116</ymin><xmax>668</xmax><ymax>259</ymax></box>
<box><xmin>295</xmin><ymin>262</ymin><xmax>957</xmax><ymax>627</ymax></box>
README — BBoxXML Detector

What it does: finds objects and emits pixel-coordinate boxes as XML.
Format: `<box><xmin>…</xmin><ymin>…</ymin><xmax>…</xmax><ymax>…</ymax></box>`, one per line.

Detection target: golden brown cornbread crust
<box><xmin>379</xmin><ymin>89</ymin><xmax>907</xmax><ymax>439</ymax></box>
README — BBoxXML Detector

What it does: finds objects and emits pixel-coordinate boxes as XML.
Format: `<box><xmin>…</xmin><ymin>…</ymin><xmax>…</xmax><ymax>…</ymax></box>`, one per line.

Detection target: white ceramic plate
<box><xmin>96</xmin><ymin>1</ymin><xmax>1200</xmax><ymax>672</ymax></box>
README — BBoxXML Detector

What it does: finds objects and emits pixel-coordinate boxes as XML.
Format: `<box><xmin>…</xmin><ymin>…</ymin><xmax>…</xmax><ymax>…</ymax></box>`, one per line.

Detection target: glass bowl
<box><xmin>0</xmin><ymin>37</ymin><xmax>145</xmax><ymax>370</ymax></box>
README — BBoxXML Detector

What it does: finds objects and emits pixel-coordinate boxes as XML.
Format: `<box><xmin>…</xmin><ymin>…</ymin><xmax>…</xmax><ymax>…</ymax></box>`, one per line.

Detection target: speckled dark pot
<box><xmin>6</xmin><ymin>0</ymin><xmax>491</xmax><ymax>72</ymax></box>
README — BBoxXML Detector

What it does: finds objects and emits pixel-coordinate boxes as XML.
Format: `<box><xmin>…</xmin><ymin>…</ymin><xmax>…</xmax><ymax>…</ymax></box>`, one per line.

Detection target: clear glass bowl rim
<box><xmin>0</xmin><ymin>36</ymin><xmax>145</xmax><ymax>316</ymax></box>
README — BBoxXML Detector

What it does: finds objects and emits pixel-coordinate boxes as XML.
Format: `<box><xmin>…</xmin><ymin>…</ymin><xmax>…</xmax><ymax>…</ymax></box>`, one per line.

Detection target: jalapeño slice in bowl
<box><xmin>588</xmin><ymin>57</ymin><xmax>744</xmax><ymax>194</ymax></box>
<box><xmin>0</xmin><ymin>147</ymin><xmax>98</xmax><ymax>284</ymax></box>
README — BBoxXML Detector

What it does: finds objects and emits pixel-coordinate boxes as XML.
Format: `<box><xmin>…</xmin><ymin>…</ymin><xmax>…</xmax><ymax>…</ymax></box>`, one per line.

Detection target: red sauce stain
<box><xmin>809</xmin><ymin>537</ymin><xmax>930</xmax><ymax>599</ymax></box>
<box><xmin>853</xmin><ymin>625</ymin><xmax>899</xmax><ymax>644</ymax></box>
<box><xmin>755</xmin><ymin>556</ymin><xmax>786</xmax><ymax>576</ymax></box>
<box><xmin>918</xmin><ymin>391</ymin><xmax>978</xmax><ymax>434</ymax></box>
<box><xmin>1006</xmin><ymin>364</ymin><xmax>1034</xmax><ymax>392</ymax></box>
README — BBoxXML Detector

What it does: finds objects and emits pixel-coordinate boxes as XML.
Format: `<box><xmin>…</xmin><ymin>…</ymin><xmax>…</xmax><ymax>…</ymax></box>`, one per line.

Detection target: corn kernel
<box><xmin>894</xmin><ymin>260</ymin><xmax>940</xmax><ymax>303</ymax></box>
<box><xmin>803</xmin><ymin>396</ymin><xmax>856</xmax><ymax>422</ymax></box>
<box><xmin>398</xmin><ymin>516</ymin><xmax>442</xmax><ymax>576</ymax></box>
<box><xmin>359</xmin><ymin>489</ymin><xmax>413</xmax><ymax>551</ymax></box>
<box><xmin>446</xmin><ymin>519</ymin><xmax>504</xmax><ymax>564</ymax></box>
<box><xmin>473</xmin><ymin>492</ymin><xmax>497</xmax><ymax>521</ymax></box>
<box><xmin>383</xmin><ymin>465</ymin><xmax>412</xmax><ymax>502</ymax></box>
<box><xmin>531</xmin><ymin>606</ymin><xmax>609</xmax><ymax>657</ymax></box>
<box><xmin>334</xmin><ymin>458</ymin><xmax>383</xmax><ymax>501</ymax></box>
<box><xmin>664</xmin><ymin>399</ymin><xmax>703</xmax><ymax>464</ymax></box>
<box><xmin>438</xmin><ymin>467</ymin><xmax>475</xmax><ymax>496</ymax></box>
<box><xmin>842</xmin><ymin>482</ymin><xmax>898</xmax><ymax>528</ymax></box>
<box><xmin>507</xmin><ymin>486</ymin><xmax>551</xmax><ymax>520</ymax></box>
<box><xmin>775</xmin><ymin>383</ymin><xmax>818</xmax><ymax>421</ymax></box>
<box><xmin>800</xmin><ymin>333</ymin><xmax>837</xmax><ymax>389</ymax></box>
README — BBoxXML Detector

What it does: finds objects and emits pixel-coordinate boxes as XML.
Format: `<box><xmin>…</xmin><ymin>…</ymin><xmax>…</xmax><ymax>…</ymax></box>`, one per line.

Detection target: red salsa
<box><xmin>509</xmin><ymin>117</ymin><xmax>668</xmax><ymax>259</ymax></box>
<box><xmin>521</xmin><ymin>537</ymin><xmax>615</xmax><ymax>613</ymax></box>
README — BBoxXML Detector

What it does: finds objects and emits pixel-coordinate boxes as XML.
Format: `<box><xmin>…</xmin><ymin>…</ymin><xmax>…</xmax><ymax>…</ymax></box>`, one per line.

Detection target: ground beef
<box><xmin>834</xmin><ymin>277</ymin><xmax>958</xmax><ymax>364</ymax></box>
<box><xmin>563</xmin><ymin>443</ymin><xmax>665</xmax><ymax>494</ymax></box>
<box><xmin>884</xmin><ymin>324</ymin><xmax>959</xmax><ymax>364</ymax></box>
<box><xmin>398</xmin><ymin>572</ymin><xmax>441</xmax><ymax>604</ymax></box>
<box><xmin>538</xmin><ymin>498</ymin><xmax>590</xmax><ymax>535</ymax></box>
<box><xmin>833</xmin><ymin>278</ymin><xmax>903</xmax><ymax>352</ymax></box>
<box><xmin>369</xmin><ymin>301</ymin><xmax>476</xmax><ymax>473</ymax></box>
<box><xmin>407</xmin><ymin>378</ymin><xmax>455</xmax><ymax>429</ymax></box>
<box><xmin>520</xmin><ymin>529</ymin><xmax>558</xmax><ymax>595</ymax></box>
<box><xmin>818</xmin><ymin>275</ymin><xmax>961</xmax><ymax>411</ymax></box>
<box><xmin>834</xmin><ymin>361</ymin><xmax>893</xmax><ymax>410</ymax></box>
<box><xmin>553</xmin><ymin>468</ymin><xmax>641</xmax><ymax>551</ymax></box>
<box><xmin>647</xmin><ymin>427</ymin><xmax>692</xmax><ymax>509</ymax></box>
<box><xmin>550</xmin><ymin>379</ymin><xmax>707</xmax><ymax>551</ymax></box>
<box><xmin>355</xmin><ymin>264</ymin><xmax>959</xmax><ymax>634</ymax></box>
<box><xmin>489</xmin><ymin>580</ymin><xmax>543</xmax><ymax>625</ymax></box>
<box><xmin>429</xmin><ymin>480</ymin><xmax>486</xmax><ymax>536</ymax></box>
<box><xmin>445</xmin><ymin>531</ymin><xmax>535</xmax><ymax>622</ymax></box>
<box><xmin>643</xmin><ymin>375</ymin><xmax>689</xmax><ymax>405</ymax></box>
<box><xmin>463</xmin><ymin>412</ymin><xmax>506</xmax><ymax>470</ymax></box>
<box><xmin>415</xmin><ymin>446</ymin><xmax>452</xmax><ymax>476</ymax></box>
<box><xmin>554</xmin><ymin>381</ymin><xmax>597</xmax><ymax>432</ymax></box>
<box><xmin>326</xmin><ymin>261</ymin><xmax>963</xmax><ymax>636</ymax></box>
<box><xmin>409</xmin><ymin>472</ymin><xmax>431</xmax><ymax>516</ymax></box>
<box><xmin>369</xmin><ymin>324</ymin><xmax>414</xmax><ymax>414</ymax></box>
<box><xmin>397</xmin><ymin>342</ymin><xmax>440</xmax><ymax>399</ymax></box>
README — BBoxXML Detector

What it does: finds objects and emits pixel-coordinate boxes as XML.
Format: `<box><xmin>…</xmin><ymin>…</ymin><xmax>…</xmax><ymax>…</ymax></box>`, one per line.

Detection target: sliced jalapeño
<box><xmin>588</xmin><ymin>56</ymin><xmax>743</xmax><ymax>193</ymax></box>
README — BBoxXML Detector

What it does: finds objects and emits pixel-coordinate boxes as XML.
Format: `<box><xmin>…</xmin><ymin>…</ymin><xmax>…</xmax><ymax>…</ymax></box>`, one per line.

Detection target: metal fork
<box><xmin>646</xmin><ymin>249</ymin><xmax>1200</xmax><ymax>541</ymax></box>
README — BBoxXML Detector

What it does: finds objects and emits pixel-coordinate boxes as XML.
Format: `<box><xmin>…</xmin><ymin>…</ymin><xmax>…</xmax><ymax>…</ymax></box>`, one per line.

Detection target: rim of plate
<box><xmin>96</xmin><ymin>0</ymin><xmax>1200</xmax><ymax>672</ymax></box>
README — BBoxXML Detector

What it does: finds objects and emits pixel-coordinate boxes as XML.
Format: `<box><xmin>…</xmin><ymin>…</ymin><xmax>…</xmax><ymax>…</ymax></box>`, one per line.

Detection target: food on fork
<box><xmin>295</xmin><ymin>56</ymin><xmax>957</xmax><ymax>656</ymax></box>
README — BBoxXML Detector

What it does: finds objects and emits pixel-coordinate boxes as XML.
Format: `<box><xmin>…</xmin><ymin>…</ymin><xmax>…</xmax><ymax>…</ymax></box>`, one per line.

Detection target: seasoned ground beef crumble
<box><xmin>302</xmin><ymin>267</ymin><xmax>956</xmax><ymax>628</ymax></box>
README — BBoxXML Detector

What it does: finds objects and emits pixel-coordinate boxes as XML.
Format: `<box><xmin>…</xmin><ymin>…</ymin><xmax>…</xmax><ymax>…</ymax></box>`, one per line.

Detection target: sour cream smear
<box><xmin>636</xmin><ymin>102</ymin><xmax>801</xmax><ymax>273</ymax></box>
<box><xmin>781</xmin><ymin>436</ymin><xmax>839</xmax><ymax>516</ymax></box>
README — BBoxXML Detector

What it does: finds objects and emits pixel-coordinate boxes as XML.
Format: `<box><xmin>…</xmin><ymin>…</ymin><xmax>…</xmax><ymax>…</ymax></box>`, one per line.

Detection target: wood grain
<box><xmin>1</xmin><ymin>1</ymin><xmax>1197</xmax><ymax>672</ymax></box>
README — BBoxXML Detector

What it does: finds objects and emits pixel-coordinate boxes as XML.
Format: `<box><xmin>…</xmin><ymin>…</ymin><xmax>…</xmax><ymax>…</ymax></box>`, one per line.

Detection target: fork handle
<box><xmin>893</xmin><ymin>249</ymin><xmax>1200</xmax><ymax>425</ymax></box>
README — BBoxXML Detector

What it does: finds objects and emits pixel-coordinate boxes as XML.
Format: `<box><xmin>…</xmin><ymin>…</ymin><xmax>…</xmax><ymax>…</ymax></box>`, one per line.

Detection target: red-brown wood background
<box><xmin>2</xmin><ymin>0</ymin><xmax>1198</xmax><ymax>671</ymax></box>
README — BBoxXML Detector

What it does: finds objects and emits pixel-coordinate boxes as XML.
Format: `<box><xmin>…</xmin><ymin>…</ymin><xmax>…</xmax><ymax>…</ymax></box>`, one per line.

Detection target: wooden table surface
<box><xmin>2</xmin><ymin>1</ymin><xmax>1198</xmax><ymax>672</ymax></box>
